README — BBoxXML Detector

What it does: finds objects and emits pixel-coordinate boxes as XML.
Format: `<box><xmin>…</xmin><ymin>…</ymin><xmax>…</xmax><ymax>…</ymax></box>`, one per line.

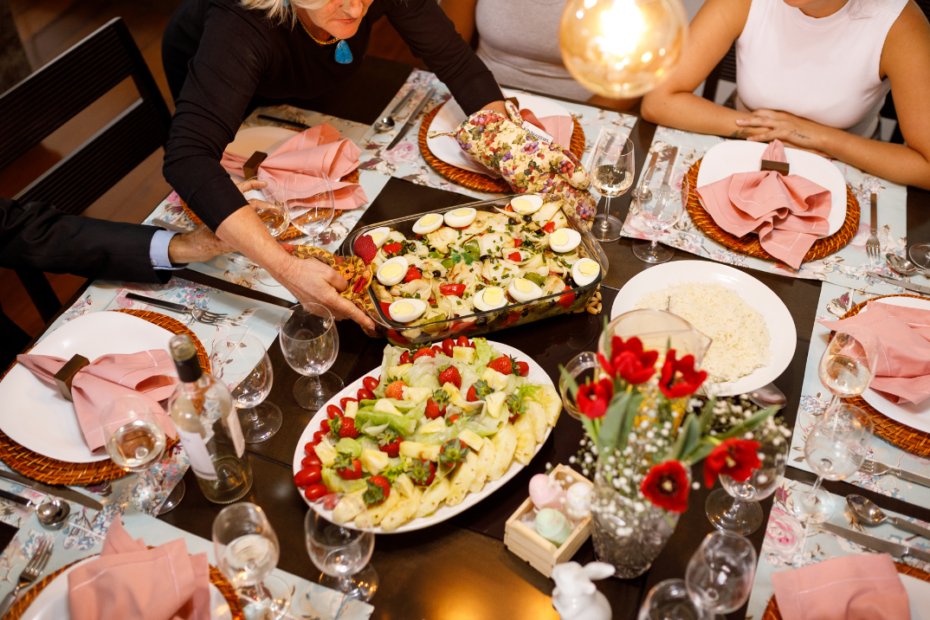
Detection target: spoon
<box><xmin>0</xmin><ymin>489</ymin><xmax>70</xmax><ymax>529</ymax></box>
<box><xmin>374</xmin><ymin>90</ymin><xmax>415</xmax><ymax>133</ymax></box>
<box><xmin>885</xmin><ymin>253</ymin><xmax>930</xmax><ymax>278</ymax></box>
<box><xmin>748</xmin><ymin>383</ymin><xmax>787</xmax><ymax>410</ymax></box>
<box><xmin>846</xmin><ymin>494</ymin><xmax>930</xmax><ymax>539</ymax></box>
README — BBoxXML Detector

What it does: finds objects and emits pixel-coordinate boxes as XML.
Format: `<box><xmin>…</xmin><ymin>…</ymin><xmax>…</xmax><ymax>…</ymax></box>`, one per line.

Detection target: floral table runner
<box><xmin>621</xmin><ymin>126</ymin><xmax>909</xmax><ymax>288</ymax></box>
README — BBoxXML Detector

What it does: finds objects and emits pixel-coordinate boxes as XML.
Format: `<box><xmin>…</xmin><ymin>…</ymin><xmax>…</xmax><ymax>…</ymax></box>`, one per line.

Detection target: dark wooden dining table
<box><xmin>12</xmin><ymin>55</ymin><xmax>930</xmax><ymax>620</ymax></box>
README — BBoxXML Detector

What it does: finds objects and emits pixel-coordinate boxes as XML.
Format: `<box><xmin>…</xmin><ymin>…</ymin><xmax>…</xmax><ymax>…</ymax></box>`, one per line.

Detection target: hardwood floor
<box><xmin>2</xmin><ymin>0</ymin><xmax>417</xmax><ymax>339</ymax></box>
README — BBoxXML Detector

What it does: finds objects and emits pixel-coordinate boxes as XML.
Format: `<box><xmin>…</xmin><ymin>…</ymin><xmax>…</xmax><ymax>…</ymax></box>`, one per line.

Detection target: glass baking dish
<box><xmin>342</xmin><ymin>195</ymin><xmax>609</xmax><ymax>347</ymax></box>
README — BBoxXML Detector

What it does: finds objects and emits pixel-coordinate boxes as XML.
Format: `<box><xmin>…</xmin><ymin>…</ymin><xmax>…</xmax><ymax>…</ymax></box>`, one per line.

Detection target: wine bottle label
<box><xmin>227</xmin><ymin>411</ymin><xmax>246</xmax><ymax>458</ymax></box>
<box><xmin>177</xmin><ymin>429</ymin><xmax>218</xmax><ymax>480</ymax></box>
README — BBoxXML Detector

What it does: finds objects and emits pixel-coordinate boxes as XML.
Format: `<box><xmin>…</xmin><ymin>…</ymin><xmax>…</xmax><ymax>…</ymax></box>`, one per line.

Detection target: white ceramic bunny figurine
<box><xmin>551</xmin><ymin>561</ymin><xmax>615</xmax><ymax>620</ymax></box>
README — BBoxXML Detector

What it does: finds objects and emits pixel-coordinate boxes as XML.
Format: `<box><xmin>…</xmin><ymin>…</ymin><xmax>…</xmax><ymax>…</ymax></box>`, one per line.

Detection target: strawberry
<box><xmin>385</xmin><ymin>380</ymin><xmax>408</xmax><ymax>400</ymax></box>
<box><xmin>353</xmin><ymin>234</ymin><xmax>377</xmax><ymax>264</ymax></box>
<box><xmin>378</xmin><ymin>431</ymin><xmax>401</xmax><ymax>458</ymax></box>
<box><xmin>338</xmin><ymin>416</ymin><xmax>359</xmax><ymax>439</ymax></box>
<box><xmin>424</xmin><ymin>390</ymin><xmax>450</xmax><ymax>419</ymax></box>
<box><xmin>439</xmin><ymin>438</ymin><xmax>470</xmax><ymax>467</ymax></box>
<box><xmin>335</xmin><ymin>454</ymin><xmax>362</xmax><ymax>480</ymax></box>
<box><xmin>487</xmin><ymin>356</ymin><xmax>514</xmax><ymax>376</ymax></box>
<box><xmin>438</xmin><ymin>365</ymin><xmax>462</xmax><ymax>389</ymax></box>
<box><xmin>466</xmin><ymin>379</ymin><xmax>492</xmax><ymax>402</ymax></box>
<box><xmin>404</xmin><ymin>266</ymin><xmax>422</xmax><ymax>282</ymax></box>
<box><xmin>506</xmin><ymin>393</ymin><xmax>526</xmax><ymax>423</ymax></box>
<box><xmin>383</xmin><ymin>242</ymin><xmax>402</xmax><ymax>256</ymax></box>
<box><xmin>406</xmin><ymin>459</ymin><xmax>436</xmax><ymax>486</ymax></box>
<box><xmin>413</xmin><ymin>347</ymin><xmax>435</xmax><ymax>361</ymax></box>
<box><xmin>364</xmin><ymin>476</ymin><xmax>391</xmax><ymax>505</ymax></box>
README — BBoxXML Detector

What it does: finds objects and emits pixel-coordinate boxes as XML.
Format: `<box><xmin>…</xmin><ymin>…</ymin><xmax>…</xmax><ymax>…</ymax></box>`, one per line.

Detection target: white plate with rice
<box><xmin>611</xmin><ymin>261</ymin><xmax>796</xmax><ymax>396</ymax></box>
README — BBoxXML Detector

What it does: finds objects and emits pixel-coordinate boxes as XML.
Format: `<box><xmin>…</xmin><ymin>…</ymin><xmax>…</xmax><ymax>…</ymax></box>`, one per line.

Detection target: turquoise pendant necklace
<box><xmin>298</xmin><ymin>16</ymin><xmax>353</xmax><ymax>65</ymax></box>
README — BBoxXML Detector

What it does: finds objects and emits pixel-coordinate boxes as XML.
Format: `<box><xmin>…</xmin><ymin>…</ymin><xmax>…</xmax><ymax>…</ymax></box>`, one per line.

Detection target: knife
<box><xmin>385</xmin><ymin>88</ymin><xmax>436</xmax><ymax>151</ymax></box>
<box><xmin>257</xmin><ymin>114</ymin><xmax>309</xmax><ymax>130</ymax></box>
<box><xmin>820</xmin><ymin>522</ymin><xmax>930</xmax><ymax>562</ymax></box>
<box><xmin>867</xmin><ymin>272</ymin><xmax>930</xmax><ymax>296</ymax></box>
<box><xmin>0</xmin><ymin>470</ymin><xmax>103</xmax><ymax>511</ymax></box>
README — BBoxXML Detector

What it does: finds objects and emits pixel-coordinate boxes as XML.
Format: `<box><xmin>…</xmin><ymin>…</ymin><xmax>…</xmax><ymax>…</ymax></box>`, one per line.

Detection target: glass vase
<box><xmin>590</xmin><ymin>452</ymin><xmax>684</xmax><ymax>579</ymax></box>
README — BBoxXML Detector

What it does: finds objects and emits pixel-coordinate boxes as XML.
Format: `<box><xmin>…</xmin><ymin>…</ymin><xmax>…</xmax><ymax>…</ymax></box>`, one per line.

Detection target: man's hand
<box><xmin>275</xmin><ymin>256</ymin><xmax>377</xmax><ymax>331</ymax></box>
<box><xmin>167</xmin><ymin>226</ymin><xmax>234</xmax><ymax>264</ymax></box>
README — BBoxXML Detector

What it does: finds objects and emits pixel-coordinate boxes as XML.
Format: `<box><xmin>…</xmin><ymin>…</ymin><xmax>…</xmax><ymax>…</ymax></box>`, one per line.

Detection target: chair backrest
<box><xmin>0</xmin><ymin>17</ymin><xmax>171</xmax><ymax>215</ymax></box>
<box><xmin>701</xmin><ymin>43</ymin><xmax>737</xmax><ymax>104</ymax></box>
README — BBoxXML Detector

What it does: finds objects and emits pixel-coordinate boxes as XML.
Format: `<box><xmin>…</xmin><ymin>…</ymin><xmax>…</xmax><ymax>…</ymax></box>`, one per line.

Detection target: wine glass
<box><xmin>791</xmin><ymin>402</ymin><xmax>873</xmax><ymax>524</ymax></box>
<box><xmin>638</xmin><ymin>579</ymin><xmax>709</xmax><ymax>620</ymax></box>
<box><xmin>909</xmin><ymin>243</ymin><xmax>930</xmax><ymax>272</ymax></box>
<box><xmin>588</xmin><ymin>129</ymin><xmax>634</xmax><ymax>242</ymax></box>
<box><xmin>213</xmin><ymin>502</ymin><xmax>290</xmax><ymax>617</ymax></box>
<box><xmin>215</xmin><ymin>333</ymin><xmax>282</xmax><ymax>444</ymax></box>
<box><xmin>632</xmin><ymin>158</ymin><xmax>684</xmax><ymax>264</ymax></box>
<box><xmin>245</xmin><ymin>177</ymin><xmax>289</xmax><ymax>238</ymax></box>
<box><xmin>686</xmin><ymin>531</ymin><xmax>756</xmax><ymax>616</ymax></box>
<box><xmin>818</xmin><ymin>328</ymin><xmax>878</xmax><ymax>416</ymax></box>
<box><xmin>304</xmin><ymin>506</ymin><xmax>378</xmax><ymax>602</ymax></box>
<box><xmin>705</xmin><ymin>443</ymin><xmax>787</xmax><ymax>535</ymax></box>
<box><xmin>279</xmin><ymin>302</ymin><xmax>341</xmax><ymax>410</ymax></box>
<box><xmin>284</xmin><ymin>170</ymin><xmax>335</xmax><ymax>243</ymax></box>
<box><xmin>100</xmin><ymin>395</ymin><xmax>167</xmax><ymax>514</ymax></box>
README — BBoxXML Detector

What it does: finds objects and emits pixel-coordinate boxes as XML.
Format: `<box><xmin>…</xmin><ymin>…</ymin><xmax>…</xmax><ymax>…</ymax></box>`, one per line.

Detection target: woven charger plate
<box><xmin>0</xmin><ymin>309</ymin><xmax>208</xmax><ymax>486</ymax></box>
<box><xmin>834</xmin><ymin>294</ymin><xmax>930</xmax><ymax>456</ymax></box>
<box><xmin>5</xmin><ymin>558</ymin><xmax>244</xmax><ymax>620</ymax></box>
<box><xmin>762</xmin><ymin>562</ymin><xmax>929</xmax><ymax>619</ymax></box>
<box><xmin>181</xmin><ymin>167</ymin><xmax>361</xmax><ymax>241</ymax></box>
<box><xmin>417</xmin><ymin>102</ymin><xmax>586</xmax><ymax>194</ymax></box>
<box><xmin>684</xmin><ymin>159</ymin><xmax>860</xmax><ymax>265</ymax></box>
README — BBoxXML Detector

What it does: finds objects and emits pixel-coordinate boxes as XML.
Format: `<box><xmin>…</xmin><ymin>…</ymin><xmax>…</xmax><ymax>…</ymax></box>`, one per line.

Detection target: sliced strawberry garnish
<box><xmin>353</xmin><ymin>234</ymin><xmax>377</xmax><ymax>264</ymax></box>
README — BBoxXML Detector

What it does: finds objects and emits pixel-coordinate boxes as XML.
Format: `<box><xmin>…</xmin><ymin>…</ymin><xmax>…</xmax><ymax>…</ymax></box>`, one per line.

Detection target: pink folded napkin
<box><xmin>820</xmin><ymin>301</ymin><xmax>930</xmax><ymax>404</ymax></box>
<box><xmin>68</xmin><ymin>519</ymin><xmax>211</xmax><ymax>620</ymax></box>
<box><xmin>222</xmin><ymin>123</ymin><xmax>368</xmax><ymax>210</ymax></box>
<box><xmin>696</xmin><ymin>140</ymin><xmax>832</xmax><ymax>269</ymax></box>
<box><xmin>16</xmin><ymin>350</ymin><xmax>178</xmax><ymax>453</ymax></box>
<box><xmin>772</xmin><ymin>554</ymin><xmax>910</xmax><ymax>620</ymax></box>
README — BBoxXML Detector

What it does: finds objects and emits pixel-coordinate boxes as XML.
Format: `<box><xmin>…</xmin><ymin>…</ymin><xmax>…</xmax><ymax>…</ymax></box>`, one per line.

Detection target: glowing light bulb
<box><xmin>559</xmin><ymin>0</ymin><xmax>688</xmax><ymax>98</ymax></box>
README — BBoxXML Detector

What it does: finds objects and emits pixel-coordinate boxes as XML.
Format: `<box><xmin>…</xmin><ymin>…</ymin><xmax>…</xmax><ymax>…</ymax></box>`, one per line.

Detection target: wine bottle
<box><xmin>167</xmin><ymin>334</ymin><xmax>253</xmax><ymax>504</ymax></box>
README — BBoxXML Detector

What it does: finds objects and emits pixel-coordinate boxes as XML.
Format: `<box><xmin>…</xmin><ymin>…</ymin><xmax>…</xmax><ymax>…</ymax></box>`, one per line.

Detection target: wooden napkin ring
<box><xmin>54</xmin><ymin>355</ymin><xmax>89</xmax><ymax>401</ymax></box>
<box><xmin>243</xmin><ymin>151</ymin><xmax>268</xmax><ymax>180</ymax></box>
<box><xmin>761</xmin><ymin>159</ymin><xmax>790</xmax><ymax>175</ymax></box>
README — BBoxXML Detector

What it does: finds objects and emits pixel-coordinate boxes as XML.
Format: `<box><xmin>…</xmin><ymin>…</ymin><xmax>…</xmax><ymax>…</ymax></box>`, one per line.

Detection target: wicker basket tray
<box><xmin>417</xmin><ymin>102</ymin><xmax>586</xmax><ymax>194</ymax></box>
<box><xmin>683</xmin><ymin>158</ymin><xmax>860</xmax><ymax>265</ymax></box>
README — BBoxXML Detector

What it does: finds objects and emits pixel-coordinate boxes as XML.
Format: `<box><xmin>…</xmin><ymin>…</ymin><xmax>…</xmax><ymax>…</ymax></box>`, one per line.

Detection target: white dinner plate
<box><xmin>426</xmin><ymin>90</ymin><xmax>571</xmax><ymax>177</ymax></box>
<box><xmin>0</xmin><ymin>312</ymin><xmax>175</xmax><ymax>463</ymax></box>
<box><xmin>695</xmin><ymin>141</ymin><xmax>848</xmax><ymax>237</ymax></box>
<box><xmin>19</xmin><ymin>557</ymin><xmax>233</xmax><ymax>620</ymax></box>
<box><xmin>860</xmin><ymin>296</ymin><xmax>930</xmax><ymax>434</ymax></box>
<box><xmin>225</xmin><ymin>126</ymin><xmax>296</xmax><ymax>159</ymax></box>
<box><xmin>293</xmin><ymin>341</ymin><xmax>556</xmax><ymax>534</ymax></box>
<box><xmin>610</xmin><ymin>261</ymin><xmax>796</xmax><ymax>397</ymax></box>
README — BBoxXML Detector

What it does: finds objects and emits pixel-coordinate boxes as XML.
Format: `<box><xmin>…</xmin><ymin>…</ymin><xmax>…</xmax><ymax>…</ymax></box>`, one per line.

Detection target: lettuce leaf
<box><xmin>473</xmin><ymin>338</ymin><xmax>495</xmax><ymax>367</ymax></box>
<box><xmin>354</xmin><ymin>410</ymin><xmax>418</xmax><ymax>436</ymax></box>
<box><xmin>322</xmin><ymin>468</ymin><xmax>366</xmax><ymax>494</ymax></box>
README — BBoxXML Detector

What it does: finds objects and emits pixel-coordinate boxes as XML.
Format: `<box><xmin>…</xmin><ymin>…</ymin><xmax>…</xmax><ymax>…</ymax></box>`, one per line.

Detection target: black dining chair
<box><xmin>701</xmin><ymin>43</ymin><xmax>737</xmax><ymax>106</ymax></box>
<box><xmin>0</xmin><ymin>17</ymin><xmax>172</xmax><ymax>322</ymax></box>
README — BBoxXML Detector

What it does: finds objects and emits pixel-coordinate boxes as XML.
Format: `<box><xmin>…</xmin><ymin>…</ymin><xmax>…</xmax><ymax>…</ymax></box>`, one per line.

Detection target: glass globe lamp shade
<box><xmin>559</xmin><ymin>0</ymin><xmax>688</xmax><ymax>98</ymax></box>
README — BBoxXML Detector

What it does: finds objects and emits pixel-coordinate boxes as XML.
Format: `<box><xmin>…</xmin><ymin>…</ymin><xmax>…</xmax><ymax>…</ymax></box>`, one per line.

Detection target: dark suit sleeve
<box><xmin>385</xmin><ymin>0</ymin><xmax>503</xmax><ymax>115</ymax></box>
<box><xmin>0</xmin><ymin>198</ymin><xmax>169</xmax><ymax>284</ymax></box>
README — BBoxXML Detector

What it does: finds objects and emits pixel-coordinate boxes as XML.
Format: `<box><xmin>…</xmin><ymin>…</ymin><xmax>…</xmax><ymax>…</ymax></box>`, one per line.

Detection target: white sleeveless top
<box><xmin>736</xmin><ymin>0</ymin><xmax>908</xmax><ymax>137</ymax></box>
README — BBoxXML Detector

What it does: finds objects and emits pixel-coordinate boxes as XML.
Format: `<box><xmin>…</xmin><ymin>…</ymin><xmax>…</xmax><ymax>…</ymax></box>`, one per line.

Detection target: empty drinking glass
<box><xmin>632</xmin><ymin>159</ymin><xmax>685</xmax><ymax>264</ymax></box>
<box><xmin>215</xmin><ymin>333</ymin><xmax>282</xmax><ymax>444</ymax></box>
<box><xmin>304</xmin><ymin>507</ymin><xmax>378</xmax><ymax>602</ymax></box>
<box><xmin>686</xmin><ymin>531</ymin><xmax>756</xmax><ymax>616</ymax></box>
<box><xmin>638</xmin><ymin>579</ymin><xmax>708</xmax><ymax>620</ymax></box>
<box><xmin>818</xmin><ymin>328</ymin><xmax>878</xmax><ymax>415</ymax></box>
<box><xmin>705</xmin><ymin>443</ymin><xmax>787</xmax><ymax>535</ymax></box>
<box><xmin>792</xmin><ymin>402</ymin><xmax>873</xmax><ymax>523</ymax></box>
<box><xmin>279</xmin><ymin>302</ymin><xmax>341</xmax><ymax>410</ymax></box>
<box><xmin>101</xmin><ymin>395</ymin><xmax>167</xmax><ymax>514</ymax></box>
<box><xmin>588</xmin><ymin>129</ymin><xmax>634</xmax><ymax>242</ymax></box>
<box><xmin>285</xmin><ymin>169</ymin><xmax>335</xmax><ymax>243</ymax></box>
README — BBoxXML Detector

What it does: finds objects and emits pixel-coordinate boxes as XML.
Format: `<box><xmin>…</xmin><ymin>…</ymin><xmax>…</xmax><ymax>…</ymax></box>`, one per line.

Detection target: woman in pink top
<box><xmin>641</xmin><ymin>0</ymin><xmax>930</xmax><ymax>190</ymax></box>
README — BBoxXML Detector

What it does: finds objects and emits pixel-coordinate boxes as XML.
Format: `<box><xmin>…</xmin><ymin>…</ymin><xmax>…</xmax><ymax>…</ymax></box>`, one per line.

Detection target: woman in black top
<box><xmin>161</xmin><ymin>0</ymin><xmax>507</xmax><ymax>330</ymax></box>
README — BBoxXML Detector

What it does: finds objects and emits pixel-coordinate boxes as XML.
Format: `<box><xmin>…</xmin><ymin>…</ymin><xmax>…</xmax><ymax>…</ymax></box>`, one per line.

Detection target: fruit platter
<box><xmin>345</xmin><ymin>195</ymin><xmax>608</xmax><ymax>347</ymax></box>
<box><xmin>292</xmin><ymin>336</ymin><xmax>561</xmax><ymax>533</ymax></box>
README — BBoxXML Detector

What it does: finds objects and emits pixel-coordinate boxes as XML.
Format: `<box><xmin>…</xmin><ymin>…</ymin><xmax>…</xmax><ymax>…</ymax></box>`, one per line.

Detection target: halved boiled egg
<box><xmin>549</xmin><ymin>228</ymin><xmax>581</xmax><ymax>253</ymax></box>
<box><xmin>571</xmin><ymin>258</ymin><xmax>601</xmax><ymax>287</ymax></box>
<box><xmin>474</xmin><ymin>286</ymin><xmax>508</xmax><ymax>311</ymax></box>
<box><xmin>444</xmin><ymin>207</ymin><xmax>477</xmax><ymax>229</ymax></box>
<box><xmin>389</xmin><ymin>298</ymin><xmax>426</xmax><ymax>323</ymax></box>
<box><xmin>510</xmin><ymin>194</ymin><xmax>543</xmax><ymax>215</ymax></box>
<box><xmin>377</xmin><ymin>256</ymin><xmax>408</xmax><ymax>286</ymax></box>
<box><xmin>508</xmin><ymin>278</ymin><xmax>543</xmax><ymax>303</ymax></box>
<box><xmin>367</xmin><ymin>227</ymin><xmax>391</xmax><ymax>248</ymax></box>
<box><xmin>412</xmin><ymin>213</ymin><xmax>443</xmax><ymax>235</ymax></box>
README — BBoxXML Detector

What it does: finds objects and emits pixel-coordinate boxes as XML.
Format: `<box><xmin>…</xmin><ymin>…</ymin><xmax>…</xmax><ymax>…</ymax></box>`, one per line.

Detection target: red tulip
<box><xmin>599</xmin><ymin>337</ymin><xmax>659</xmax><ymax>384</ymax></box>
<box><xmin>704</xmin><ymin>439</ymin><xmax>762</xmax><ymax>488</ymax></box>
<box><xmin>659</xmin><ymin>350</ymin><xmax>707</xmax><ymax>399</ymax></box>
<box><xmin>576</xmin><ymin>378</ymin><xmax>614</xmax><ymax>419</ymax></box>
<box><xmin>640</xmin><ymin>460</ymin><xmax>690</xmax><ymax>513</ymax></box>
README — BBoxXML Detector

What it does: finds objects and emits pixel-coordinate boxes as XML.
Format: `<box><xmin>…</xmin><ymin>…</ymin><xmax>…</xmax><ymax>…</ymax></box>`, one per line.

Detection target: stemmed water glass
<box><xmin>686</xmin><ymin>531</ymin><xmax>756</xmax><ymax>617</ymax></box>
<box><xmin>818</xmin><ymin>328</ymin><xmax>878</xmax><ymax>416</ymax></box>
<box><xmin>638</xmin><ymin>579</ymin><xmax>708</xmax><ymax>620</ymax></box>
<box><xmin>791</xmin><ymin>402</ymin><xmax>873</xmax><ymax>524</ymax></box>
<box><xmin>632</xmin><ymin>159</ymin><xmax>685</xmax><ymax>264</ymax></box>
<box><xmin>279</xmin><ymin>302</ymin><xmax>341</xmax><ymax>411</ymax></box>
<box><xmin>213</xmin><ymin>502</ymin><xmax>291</xmax><ymax>618</ymax></box>
<box><xmin>215</xmin><ymin>333</ymin><xmax>282</xmax><ymax>444</ymax></box>
<box><xmin>100</xmin><ymin>395</ymin><xmax>168</xmax><ymax>514</ymax></box>
<box><xmin>304</xmin><ymin>507</ymin><xmax>378</xmax><ymax>602</ymax></box>
<box><xmin>245</xmin><ymin>177</ymin><xmax>289</xmax><ymax>238</ymax></box>
<box><xmin>285</xmin><ymin>169</ymin><xmax>336</xmax><ymax>244</ymax></box>
<box><xmin>588</xmin><ymin>129</ymin><xmax>634</xmax><ymax>242</ymax></box>
<box><xmin>705</xmin><ymin>443</ymin><xmax>787</xmax><ymax>535</ymax></box>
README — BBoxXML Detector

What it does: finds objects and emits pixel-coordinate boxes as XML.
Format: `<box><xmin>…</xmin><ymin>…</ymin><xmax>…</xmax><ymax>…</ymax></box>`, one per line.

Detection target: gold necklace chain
<box><xmin>297</xmin><ymin>15</ymin><xmax>340</xmax><ymax>45</ymax></box>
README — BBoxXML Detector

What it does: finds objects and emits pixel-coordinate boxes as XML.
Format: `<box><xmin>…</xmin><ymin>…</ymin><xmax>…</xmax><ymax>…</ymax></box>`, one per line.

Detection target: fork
<box><xmin>861</xmin><ymin>459</ymin><xmax>930</xmax><ymax>488</ymax></box>
<box><xmin>0</xmin><ymin>539</ymin><xmax>52</xmax><ymax>616</ymax></box>
<box><xmin>125</xmin><ymin>293</ymin><xmax>228</xmax><ymax>325</ymax></box>
<box><xmin>866</xmin><ymin>192</ymin><xmax>880</xmax><ymax>260</ymax></box>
